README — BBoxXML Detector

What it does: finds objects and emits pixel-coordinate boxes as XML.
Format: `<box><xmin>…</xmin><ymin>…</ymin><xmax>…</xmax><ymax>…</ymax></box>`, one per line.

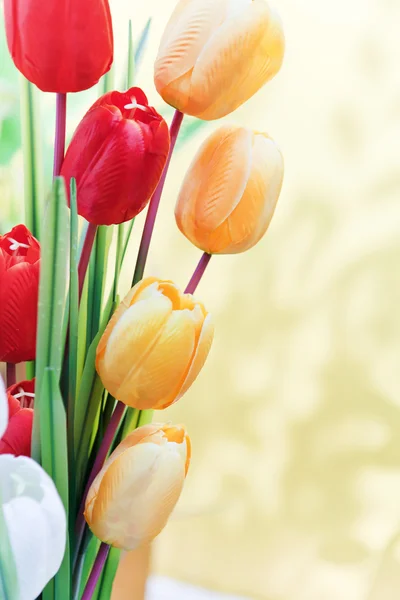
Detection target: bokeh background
<box><xmin>1</xmin><ymin>0</ymin><xmax>400</xmax><ymax>598</ymax></box>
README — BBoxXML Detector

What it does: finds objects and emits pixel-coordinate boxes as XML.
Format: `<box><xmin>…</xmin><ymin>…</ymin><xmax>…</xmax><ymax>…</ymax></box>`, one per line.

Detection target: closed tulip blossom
<box><xmin>85</xmin><ymin>423</ymin><xmax>190</xmax><ymax>549</ymax></box>
<box><xmin>154</xmin><ymin>0</ymin><xmax>285</xmax><ymax>120</ymax></box>
<box><xmin>3</xmin><ymin>0</ymin><xmax>113</xmax><ymax>93</ymax></box>
<box><xmin>0</xmin><ymin>379</ymin><xmax>34</xmax><ymax>457</ymax></box>
<box><xmin>61</xmin><ymin>88</ymin><xmax>170</xmax><ymax>225</ymax></box>
<box><xmin>175</xmin><ymin>125</ymin><xmax>284</xmax><ymax>254</ymax></box>
<box><xmin>0</xmin><ymin>225</ymin><xmax>40</xmax><ymax>363</ymax></box>
<box><xmin>96</xmin><ymin>277</ymin><xmax>213</xmax><ymax>409</ymax></box>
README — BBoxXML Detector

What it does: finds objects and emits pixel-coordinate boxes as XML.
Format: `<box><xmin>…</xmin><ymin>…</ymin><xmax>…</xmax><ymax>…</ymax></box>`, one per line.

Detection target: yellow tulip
<box><xmin>175</xmin><ymin>125</ymin><xmax>284</xmax><ymax>254</ymax></box>
<box><xmin>154</xmin><ymin>0</ymin><xmax>285</xmax><ymax>120</ymax></box>
<box><xmin>84</xmin><ymin>423</ymin><xmax>191</xmax><ymax>550</ymax></box>
<box><xmin>96</xmin><ymin>277</ymin><xmax>214</xmax><ymax>409</ymax></box>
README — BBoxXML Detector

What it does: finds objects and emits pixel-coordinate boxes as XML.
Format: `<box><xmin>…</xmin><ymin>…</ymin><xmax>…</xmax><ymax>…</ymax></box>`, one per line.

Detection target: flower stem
<box><xmin>132</xmin><ymin>110</ymin><xmax>184</xmax><ymax>286</ymax></box>
<box><xmin>185</xmin><ymin>253</ymin><xmax>212</xmax><ymax>294</ymax></box>
<box><xmin>53</xmin><ymin>93</ymin><xmax>67</xmax><ymax>177</ymax></box>
<box><xmin>78</xmin><ymin>223</ymin><xmax>98</xmax><ymax>300</ymax></box>
<box><xmin>6</xmin><ymin>363</ymin><xmax>16</xmax><ymax>387</ymax></box>
<box><xmin>74</xmin><ymin>402</ymin><xmax>125</xmax><ymax>564</ymax></box>
<box><xmin>81</xmin><ymin>542</ymin><xmax>110</xmax><ymax>600</ymax></box>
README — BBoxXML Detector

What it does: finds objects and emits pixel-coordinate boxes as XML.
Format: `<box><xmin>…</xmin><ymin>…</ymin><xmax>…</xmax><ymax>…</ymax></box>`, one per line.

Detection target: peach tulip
<box><xmin>154</xmin><ymin>0</ymin><xmax>285</xmax><ymax>120</ymax></box>
<box><xmin>84</xmin><ymin>423</ymin><xmax>191</xmax><ymax>549</ymax></box>
<box><xmin>96</xmin><ymin>277</ymin><xmax>213</xmax><ymax>409</ymax></box>
<box><xmin>175</xmin><ymin>125</ymin><xmax>284</xmax><ymax>254</ymax></box>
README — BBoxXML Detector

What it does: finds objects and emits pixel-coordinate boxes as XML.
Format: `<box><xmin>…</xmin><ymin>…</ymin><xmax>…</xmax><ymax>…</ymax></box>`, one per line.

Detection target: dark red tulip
<box><xmin>0</xmin><ymin>379</ymin><xmax>34</xmax><ymax>457</ymax></box>
<box><xmin>0</xmin><ymin>225</ymin><xmax>40</xmax><ymax>363</ymax></box>
<box><xmin>3</xmin><ymin>0</ymin><xmax>113</xmax><ymax>93</ymax></box>
<box><xmin>61</xmin><ymin>87</ymin><xmax>170</xmax><ymax>225</ymax></box>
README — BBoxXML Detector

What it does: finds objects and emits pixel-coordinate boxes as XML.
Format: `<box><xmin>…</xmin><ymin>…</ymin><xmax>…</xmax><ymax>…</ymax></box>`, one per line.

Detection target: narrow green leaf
<box><xmin>137</xmin><ymin>410</ymin><xmax>153</xmax><ymax>428</ymax></box>
<box><xmin>0</xmin><ymin>491</ymin><xmax>19</xmax><ymax>600</ymax></box>
<box><xmin>40</xmin><ymin>370</ymin><xmax>70</xmax><ymax>600</ymax></box>
<box><xmin>20</xmin><ymin>77</ymin><xmax>43</xmax><ymax>239</ymax></box>
<box><xmin>68</xmin><ymin>178</ymin><xmax>79</xmax><ymax>524</ymax></box>
<box><xmin>90</xmin><ymin>226</ymin><xmax>111</xmax><ymax>341</ymax></box>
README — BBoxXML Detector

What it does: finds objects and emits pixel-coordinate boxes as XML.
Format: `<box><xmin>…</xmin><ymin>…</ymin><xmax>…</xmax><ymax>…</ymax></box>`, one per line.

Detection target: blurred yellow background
<box><xmin>2</xmin><ymin>0</ymin><xmax>400</xmax><ymax>598</ymax></box>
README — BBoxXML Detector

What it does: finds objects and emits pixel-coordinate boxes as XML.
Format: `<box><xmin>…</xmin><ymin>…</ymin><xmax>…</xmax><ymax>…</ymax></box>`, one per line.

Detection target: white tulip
<box><xmin>0</xmin><ymin>375</ymin><xmax>7</xmax><ymax>439</ymax></box>
<box><xmin>0</xmin><ymin>455</ymin><xmax>67</xmax><ymax>600</ymax></box>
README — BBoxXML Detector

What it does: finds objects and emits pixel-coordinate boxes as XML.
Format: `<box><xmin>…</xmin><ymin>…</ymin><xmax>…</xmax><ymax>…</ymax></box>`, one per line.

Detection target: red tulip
<box><xmin>0</xmin><ymin>225</ymin><xmax>40</xmax><ymax>363</ymax></box>
<box><xmin>3</xmin><ymin>0</ymin><xmax>113</xmax><ymax>93</ymax></box>
<box><xmin>0</xmin><ymin>379</ymin><xmax>34</xmax><ymax>457</ymax></box>
<box><xmin>61</xmin><ymin>87</ymin><xmax>170</xmax><ymax>225</ymax></box>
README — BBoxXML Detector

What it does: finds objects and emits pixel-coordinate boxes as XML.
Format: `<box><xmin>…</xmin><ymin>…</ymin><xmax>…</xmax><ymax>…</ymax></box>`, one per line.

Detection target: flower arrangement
<box><xmin>0</xmin><ymin>0</ymin><xmax>285</xmax><ymax>598</ymax></box>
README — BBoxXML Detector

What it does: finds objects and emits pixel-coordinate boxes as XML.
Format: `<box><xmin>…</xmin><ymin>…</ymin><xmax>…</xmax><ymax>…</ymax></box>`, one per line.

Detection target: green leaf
<box><xmin>40</xmin><ymin>370</ymin><xmax>70</xmax><ymax>600</ymax></box>
<box><xmin>0</xmin><ymin>114</ymin><xmax>20</xmax><ymax>165</ymax></box>
<box><xmin>0</xmin><ymin>492</ymin><xmax>19</xmax><ymax>600</ymax></box>
<box><xmin>20</xmin><ymin>77</ymin><xmax>43</xmax><ymax>240</ymax></box>
<box><xmin>68</xmin><ymin>179</ymin><xmax>79</xmax><ymax>520</ymax></box>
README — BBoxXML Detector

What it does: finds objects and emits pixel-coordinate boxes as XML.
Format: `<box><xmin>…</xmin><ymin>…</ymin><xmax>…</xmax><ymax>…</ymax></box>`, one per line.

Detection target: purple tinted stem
<box><xmin>132</xmin><ymin>110</ymin><xmax>184</xmax><ymax>285</ymax></box>
<box><xmin>185</xmin><ymin>253</ymin><xmax>212</xmax><ymax>294</ymax></box>
<box><xmin>78</xmin><ymin>223</ymin><xmax>98</xmax><ymax>301</ymax></box>
<box><xmin>75</xmin><ymin>402</ymin><xmax>125</xmax><ymax>558</ymax></box>
<box><xmin>53</xmin><ymin>93</ymin><xmax>67</xmax><ymax>177</ymax></box>
<box><xmin>81</xmin><ymin>542</ymin><xmax>110</xmax><ymax>600</ymax></box>
<box><xmin>6</xmin><ymin>363</ymin><xmax>16</xmax><ymax>387</ymax></box>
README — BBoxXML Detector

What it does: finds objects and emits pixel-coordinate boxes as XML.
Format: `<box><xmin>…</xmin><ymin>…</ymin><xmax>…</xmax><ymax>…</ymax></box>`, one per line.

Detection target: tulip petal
<box><xmin>0</xmin><ymin>262</ymin><xmax>39</xmax><ymax>363</ymax></box>
<box><xmin>99</xmin><ymin>293</ymin><xmax>173</xmax><ymax>401</ymax></box>
<box><xmin>194</xmin><ymin>127</ymin><xmax>252</xmax><ymax>231</ymax></box>
<box><xmin>155</xmin><ymin>0</ymin><xmax>226</xmax><ymax>92</ymax></box>
<box><xmin>117</xmin><ymin>309</ymin><xmax>197</xmax><ymax>409</ymax></box>
<box><xmin>0</xmin><ymin>409</ymin><xmax>33</xmax><ymax>457</ymax></box>
<box><xmin>90</xmin><ymin>441</ymin><xmax>185</xmax><ymax>550</ymax></box>
<box><xmin>170</xmin><ymin>313</ymin><xmax>214</xmax><ymax>406</ymax></box>
<box><xmin>175</xmin><ymin>126</ymin><xmax>251</xmax><ymax>246</ymax></box>
<box><xmin>226</xmin><ymin>134</ymin><xmax>284</xmax><ymax>252</ymax></box>
<box><xmin>0</xmin><ymin>376</ymin><xmax>7</xmax><ymax>439</ymax></box>
<box><xmin>191</xmin><ymin>0</ymin><xmax>284</xmax><ymax>119</ymax></box>
<box><xmin>0</xmin><ymin>455</ymin><xmax>66</xmax><ymax>600</ymax></box>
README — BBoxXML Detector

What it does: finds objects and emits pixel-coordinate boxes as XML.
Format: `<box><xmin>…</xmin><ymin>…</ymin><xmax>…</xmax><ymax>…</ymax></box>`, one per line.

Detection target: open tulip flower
<box><xmin>0</xmin><ymin>379</ymin><xmax>34</xmax><ymax>457</ymax></box>
<box><xmin>154</xmin><ymin>0</ymin><xmax>285</xmax><ymax>120</ymax></box>
<box><xmin>0</xmin><ymin>225</ymin><xmax>40</xmax><ymax>363</ymax></box>
<box><xmin>84</xmin><ymin>423</ymin><xmax>191</xmax><ymax>550</ymax></box>
<box><xmin>96</xmin><ymin>277</ymin><xmax>214</xmax><ymax>409</ymax></box>
<box><xmin>61</xmin><ymin>87</ymin><xmax>170</xmax><ymax>225</ymax></box>
<box><xmin>3</xmin><ymin>0</ymin><xmax>113</xmax><ymax>93</ymax></box>
<box><xmin>175</xmin><ymin>125</ymin><xmax>284</xmax><ymax>254</ymax></box>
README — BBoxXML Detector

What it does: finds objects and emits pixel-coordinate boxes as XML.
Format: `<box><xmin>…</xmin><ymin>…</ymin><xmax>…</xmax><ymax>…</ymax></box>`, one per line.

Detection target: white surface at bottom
<box><xmin>146</xmin><ymin>576</ymin><xmax>251</xmax><ymax>600</ymax></box>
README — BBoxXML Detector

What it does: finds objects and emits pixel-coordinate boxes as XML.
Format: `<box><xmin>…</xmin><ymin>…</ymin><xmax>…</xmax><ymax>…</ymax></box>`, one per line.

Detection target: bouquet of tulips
<box><xmin>0</xmin><ymin>0</ymin><xmax>285</xmax><ymax>598</ymax></box>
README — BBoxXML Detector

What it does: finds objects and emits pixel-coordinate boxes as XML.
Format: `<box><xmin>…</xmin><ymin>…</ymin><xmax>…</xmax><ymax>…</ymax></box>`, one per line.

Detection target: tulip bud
<box><xmin>154</xmin><ymin>0</ymin><xmax>285</xmax><ymax>120</ymax></box>
<box><xmin>0</xmin><ymin>454</ymin><xmax>67</xmax><ymax>600</ymax></box>
<box><xmin>0</xmin><ymin>379</ymin><xmax>34</xmax><ymax>457</ymax></box>
<box><xmin>175</xmin><ymin>125</ymin><xmax>284</xmax><ymax>254</ymax></box>
<box><xmin>61</xmin><ymin>88</ymin><xmax>170</xmax><ymax>225</ymax></box>
<box><xmin>84</xmin><ymin>423</ymin><xmax>191</xmax><ymax>549</ymax></box>
<box><xmin>96</xmin><ymin>278</ymin><xmax>213</xmax><ymax>409</ymax></box>
<box><xmin>3</xmin><ymin>0</ymin><xmax>113</xmax><ymax>93</ymax></box>
<box><xmin>0</xmin><ymin>225</ymin><xmax>40</xmax><ymax>362</ymax></box>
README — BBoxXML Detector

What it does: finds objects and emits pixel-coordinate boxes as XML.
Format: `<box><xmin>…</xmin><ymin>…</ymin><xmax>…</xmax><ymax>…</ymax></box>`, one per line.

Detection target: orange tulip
<box><xmin>175</xmin><ymin>125</ymin><xmax>284</xmax><ymax>254</ymax></box>
<box><xmin>154</xmin><ymin>0</ymin><xmax>285</xmax><ymax>120</ymax></box>
<box><xmin>96</xmin><ymin>278</ymin><xmax>213</xmax><ymax>409</ymax></box>
<box><xmin>84</xmin><ymin>423</ymin><xmax>191</xmax><ymax>549</ymax></box>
